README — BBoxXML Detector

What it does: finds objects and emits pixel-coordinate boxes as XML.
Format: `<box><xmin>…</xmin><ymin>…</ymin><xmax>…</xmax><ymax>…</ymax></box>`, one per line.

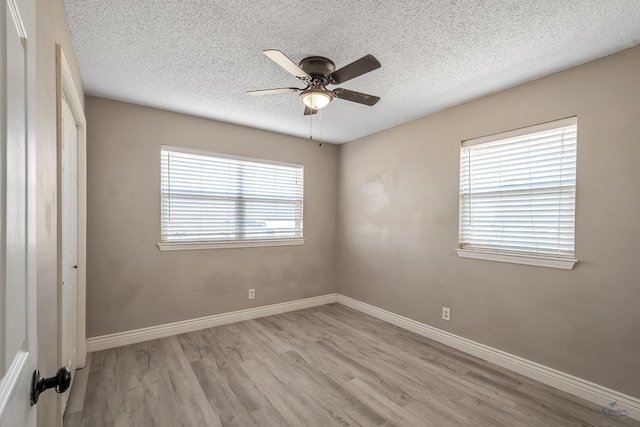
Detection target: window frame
<box><xmin>157</xmin><ymin>145</ymin><xmax>305</xmax><ymax>251</ymax></box>
<box><xmin>456</xmin><ymin>117</ymin><xmax>578</xmax><ymax>270</ymax></box>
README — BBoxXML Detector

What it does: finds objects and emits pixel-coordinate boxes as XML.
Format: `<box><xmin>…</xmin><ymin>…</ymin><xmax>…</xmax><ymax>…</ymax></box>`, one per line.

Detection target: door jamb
<box><xmin>55</xmin><ymin>45</ymin><xmax>87</xmax><ymax>372</ymax></box>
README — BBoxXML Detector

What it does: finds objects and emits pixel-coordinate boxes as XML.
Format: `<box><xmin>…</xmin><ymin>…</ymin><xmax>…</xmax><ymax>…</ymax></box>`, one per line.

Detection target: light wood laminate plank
<box><xmin>65</xmin><ymin>304</ymin><xmax>640</xmax><ymax>427</ymax></box>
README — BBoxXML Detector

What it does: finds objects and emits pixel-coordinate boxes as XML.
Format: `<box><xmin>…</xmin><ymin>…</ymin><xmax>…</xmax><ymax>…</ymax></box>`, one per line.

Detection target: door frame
<box><xmin>55</xmin><ymin>45</ymin><xmax>87</xmax><ymax>373</ymax></box>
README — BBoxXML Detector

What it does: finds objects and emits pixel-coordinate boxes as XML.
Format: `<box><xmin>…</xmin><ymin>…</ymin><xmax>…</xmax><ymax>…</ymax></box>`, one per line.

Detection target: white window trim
<box><xmin>455</xmin><ymin>248</ymin><xmax>577</xmax><ymax>270</ymax></box>
<box><xmin>461</xmin><ymin>116</ymin><xmax>578</xmax><ymax>148</ymax></box>
<box><xmin>159</xmin><ymin>145</ymin><xmax>304</xmax><ymax>250</ymax></box>
<box><xmin>458</xmin><ymin>117</ymin><xmax>578</xmax><ymax>269</ymax></box>
<box><xmin>160</xmin><ymin>145</ymin><xmax>303</xmax><ymax>169</ymax></box>
<box><xmin>158</xmin><ymin>238</ymin><xmax>305</xmax><ymax>251</ymax></box>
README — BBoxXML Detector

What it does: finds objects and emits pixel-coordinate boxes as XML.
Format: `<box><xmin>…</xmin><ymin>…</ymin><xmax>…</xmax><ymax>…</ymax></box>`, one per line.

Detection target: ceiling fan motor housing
<box><xmin>299</xmin><ymin>56</ymin><xmax>336</xmax><ymax>79</ymax></box>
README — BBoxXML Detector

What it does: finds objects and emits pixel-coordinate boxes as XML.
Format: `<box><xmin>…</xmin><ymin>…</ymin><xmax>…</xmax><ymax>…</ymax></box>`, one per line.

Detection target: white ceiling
<box><xmin>63</xmin><ymin>0</ymin><xmax>640</xmax><ymax>144</ymax></box>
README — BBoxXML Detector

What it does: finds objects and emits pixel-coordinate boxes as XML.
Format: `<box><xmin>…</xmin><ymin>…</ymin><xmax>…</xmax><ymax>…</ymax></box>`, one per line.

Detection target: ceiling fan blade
<box><xmin>333</xmin><ymin>88</ymin><xmax>380</xmax><ymax>106</ymax></box>
<box><xmin>247</xmin><ymin>87</ymin><xmax>300</xmax><ymax>96</ymax></box>
<box><xmin>329</xmin><ymin>54</ymin><xmax>381</xmax><ymax>84</ymax></box>
<box><xmin>263</xmin><ymin>49</ymin><xmax>310</xmax><ymax>79</ymax></box>
<box><xmin>304</xmin><ymin>106</ymin><xmax>318</xmax><ymax>115</ymax></box>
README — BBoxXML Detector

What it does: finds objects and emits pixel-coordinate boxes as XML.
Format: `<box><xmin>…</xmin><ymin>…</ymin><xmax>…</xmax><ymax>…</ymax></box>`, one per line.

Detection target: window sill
<box><xmin>158</xmin><ymin>238</ymin><xmax>305</xmax><ymax>251</ymax></box>
<box><xmin>455</xmin><ymin>248</ymin><xmax>577</xmax><ymax>270</ymax></box>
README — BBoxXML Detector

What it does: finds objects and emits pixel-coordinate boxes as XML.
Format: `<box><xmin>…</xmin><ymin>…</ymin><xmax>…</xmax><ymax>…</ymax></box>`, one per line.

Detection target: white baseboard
<box><xmin>87</xmin><ymin>294</ymin><xmax>337</xmax><ymax>352</ymax></box>
<box><xmin>336</xmin><ymin>294</ymin><xmax>640</xmax><ymax>421</ymax></box>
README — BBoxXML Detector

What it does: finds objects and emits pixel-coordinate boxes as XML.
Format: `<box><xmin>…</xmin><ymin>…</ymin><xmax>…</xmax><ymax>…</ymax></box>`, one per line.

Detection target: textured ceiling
<box><xmin>63</xmin><ymin>0</ymin><xmax>640</xmax><ymax>144</ymax></box>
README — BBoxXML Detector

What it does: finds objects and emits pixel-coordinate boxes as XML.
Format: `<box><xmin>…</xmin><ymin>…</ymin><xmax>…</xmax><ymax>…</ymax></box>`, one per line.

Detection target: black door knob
<box><xmin>30</xmin><ymin>367</ymin><xmax>72</xmax><ymax>405</ymax></box>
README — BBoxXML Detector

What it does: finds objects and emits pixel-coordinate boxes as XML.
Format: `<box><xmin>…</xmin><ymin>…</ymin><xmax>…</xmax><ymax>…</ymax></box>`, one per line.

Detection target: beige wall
<box><xmin>337</xmin><ymin>45</ymin><xmax>640</xmax><ymax>398</ymax></box>
<box><xmin>85</xmin><ymin>97</ymin><xmax>338</xmax><ymax>337</ymax></box>
<box><xmin>35</xmin><ymin>0</ymin><xmax>85</xmax><ymax>425</ymax></box>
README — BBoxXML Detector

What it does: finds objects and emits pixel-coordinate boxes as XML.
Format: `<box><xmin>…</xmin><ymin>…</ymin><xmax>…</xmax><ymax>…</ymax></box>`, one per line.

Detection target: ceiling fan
<box><xmin>248</xmin><ymin>49</ymin><xmax>381</xmax><ymax>115</ymax></box>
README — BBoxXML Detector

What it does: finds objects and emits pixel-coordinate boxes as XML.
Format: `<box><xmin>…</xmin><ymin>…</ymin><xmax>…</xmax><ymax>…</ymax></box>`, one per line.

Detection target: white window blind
<box><xmin>459</xmin><ymin>117</ymin><xmax>577</xmax><ymax>258</ymax></box>
<box><xmin>161</xmin><ymin>147</ymin><xmax>303</xmax><ymax>244</ymax></box>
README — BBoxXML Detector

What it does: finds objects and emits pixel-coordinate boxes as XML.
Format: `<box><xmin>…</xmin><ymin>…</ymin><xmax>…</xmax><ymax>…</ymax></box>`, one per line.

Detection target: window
<box><xmin>158</xmin><ymin>146</ymin><xmax>304</xmax><ymax>251</ymax></box>
<box><xmin>457</xmin><ymin>117</ymin><xmax>577</xmax><ymax>269</ymax></box>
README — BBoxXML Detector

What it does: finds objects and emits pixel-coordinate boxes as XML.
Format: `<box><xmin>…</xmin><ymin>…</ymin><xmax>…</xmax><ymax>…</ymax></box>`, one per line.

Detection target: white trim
<box><xmin>158</xmin><ymin>238</ymin><xmax>305</xmax><ymax>251</ymax></box>
<box><xmin>58</xmin><ymin>46</ymin><xmax>88</xmax><ymax>369</ymax></box>
<box><xmin>462</xmin><ymin>116</ymin><xmax>577</xmax><ymax>147</ymax></box>
<box><xmin>161</xmin><ymin>145</ymin><xmax>304</xmax><ymax>169</ymax></box>
<box><xmin>456</xmin><ymin>248</ymin><xmax>577</xmax><ymax>270</ymax></box>
<box><xmin>87</xmin><ymin>294</ymin><xmax>337</xmax><ymax>352</ymax></box>
<box><xmin>336</xmin><ymin>294</ymin><xmax>640</xmax><ymax>421</ymax></box>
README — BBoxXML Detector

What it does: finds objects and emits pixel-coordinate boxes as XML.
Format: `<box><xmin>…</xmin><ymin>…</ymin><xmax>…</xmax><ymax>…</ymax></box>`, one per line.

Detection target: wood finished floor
<box><xmin>64</xmin><ymin>304</ymin><xmax>639</xmax><ymax>427</ymax></box>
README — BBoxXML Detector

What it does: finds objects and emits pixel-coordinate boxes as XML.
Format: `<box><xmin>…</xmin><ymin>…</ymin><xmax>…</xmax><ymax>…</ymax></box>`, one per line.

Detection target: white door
<box><xmin>0</xmin><ymin>0</ymin><xmax>37</xmax><ymax>425</ymax></box>
<box><xmin>60</xmin><ymin>94</ymin><xmax>78</xmax><ymax>413</ymax></box>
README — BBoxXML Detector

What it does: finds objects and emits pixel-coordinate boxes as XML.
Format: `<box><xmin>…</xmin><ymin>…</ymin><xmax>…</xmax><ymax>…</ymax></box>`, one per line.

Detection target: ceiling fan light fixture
<box><xmin>300</xmin><ymin>88</ymin><xmax>333</xmax><ymax>110</ymax></box>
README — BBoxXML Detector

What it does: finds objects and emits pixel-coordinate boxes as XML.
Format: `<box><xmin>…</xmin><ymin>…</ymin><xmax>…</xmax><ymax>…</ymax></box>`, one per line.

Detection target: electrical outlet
<box><xmin>442</xmin><ymin>307</ymin><xmax>451</xmax><ymax>321</ymax></box>
<box><xmin>248</xmin><ymin>289</ymin><xmax>255</xmax><ymax>300</ymax></box>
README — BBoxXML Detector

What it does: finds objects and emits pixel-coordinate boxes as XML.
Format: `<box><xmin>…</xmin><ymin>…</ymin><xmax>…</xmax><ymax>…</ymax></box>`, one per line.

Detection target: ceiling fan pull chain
<box><xmin>319</xmin><ymin>109</ymin><xmax>322</xmax><ymax>144</ymax></box>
